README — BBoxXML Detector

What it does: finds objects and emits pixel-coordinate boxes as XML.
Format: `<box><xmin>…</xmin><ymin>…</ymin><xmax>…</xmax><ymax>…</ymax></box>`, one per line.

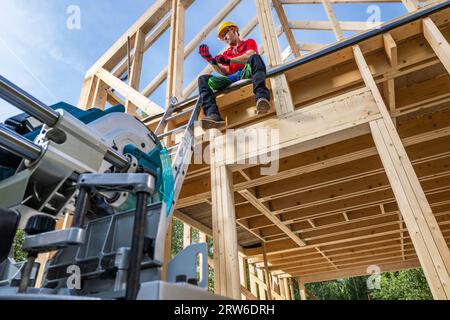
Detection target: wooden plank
<box><xmin>248</xmin><ymin>263</ymin><xmax>259</xmax><ymax>298</ymax></box>
<box><xmin>256</xmin><ymin>0</ymin><xmax>295</xmax><ymax>116</ymax></box>
<box><xmin>273</xmin><ymin>0</ymin><xmax>301</xmax><ymax>57</ymax></box>
<box><xmin>321</xmin><ymin>0</ymin><xmax>343</xmax><ymax>40</ymax></box>
<box><xmin>239</xmin><ymin>189</ymin><xmax>307</xmax><ymax>246</ymax></box>
<box><xmin>353</xmin><ymin>43</ymin><xmax>450</xmax><ymax>299</ymax></box>
<box><xmin>210</xmin><ymin>130</ymin><xmax>241</xmax><ymax>299</ymax></box>
<box><xmin>298</xmin><ymin>280</ymin><xmax>307</xmax><ymax>300</ymax></box>
<box><xmin>77</xmin><ymin>76</ymin><xmax>97</xmax><ymax>110</ymax></box>
<box><xmin>92</xmin><ymin>79</ymin><xmax>108</xmax><ymax>110</ymax></box>
<box><xmin>298</xmin><ymin>259</ymin><xmax>421</xmax><ymax>283</ymax></box>
<box><xmin>239</xmin><ymin>255</ymin><xmax>248</xmax><ymax>299</ymax></box>
<box><xmin>370</xmin><ymin>120</ymin><xmax>450</xmax><ymax>300</ymax></box>
<box><xmin>256</xmin><ymin>268</ymin><xmax>267</xmax><ymax>299</ymax></box>
<box><xmin>289</xmin><ymin>20</ymin><xmax>380</xmax><ymax>32</ymax></box>
<box><xmin>423</xmin><ymin>17</ymin><xmax>450</xmax><ymax>74</ymax></box>
<box><xmin>183</xmin><ymin>223</ymin><xmax>192</xmax><ymax>248</ymax></box>
<box><xmin>96</xmin><ymin>68</ymin><xmax>163</xmax><ymax>116</ymax></box>
<box><xmin>263</xmin><ymin>242</ymin><xmax>273</xmax><ymax>300</ymax></box>
<box><xmin>174</xmin><ymin>210</ymin><xmax>213</xmax><ymax>237</ymax></box>
<box><xmin>166</xmin><ymin>0</ymin><xmax>186</xmax><ymax>103</ymax></box>
<box><xmin>126</xmin><ymin>29</ymin><xmax>146</xmax><ymax>115</ymax></box>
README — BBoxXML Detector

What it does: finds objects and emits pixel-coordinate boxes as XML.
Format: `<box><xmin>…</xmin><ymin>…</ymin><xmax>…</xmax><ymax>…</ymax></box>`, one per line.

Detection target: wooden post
<box><xmin>126</xmin><ymin>29</ymin><xmax>146</xmax><ymax>115</ymax></box>
<box><xmin>166</xmin><ymin>0</ymin><xmax>185</xmax><ymax>104</ymax></box>
<box><xmin>249</xmin><ymin>263</ymin><xmax>259</xmax><ymax>299</ymax></box>
<box><xmin>423</xmin><ymin>17</ymin><xmax>450</xmax><ymax>74</ymax></box>
<box><xmin>353</xmin><ymin>44</ymin><xmax>450</xmax><ymax>300</ymax></box>
<box><xmin>183</xmin><ymin>223</ymin><xmax>192</xmax><ymax>248</ymax></box>
<box><xmin>298</xmin><ymin>280</ymin><xmax>307</xmax><ymax>301</ymax></box>
<box><xmin>262</xmin><ymin>242</ymin><xmax>273</xmax><ymax>300</ymax></box>
<box><xmin>255</xmin><ymin>0</ymin><xmax>295</xmax><ymax>116</ymax></box>
<box><xmin>289</xmin><ymin>278</ymin><xmax>295</xmax><ymax>301</ymax></box>
<box><xmin>210</xmin><ymin>130</ymin><xmax>241</xmax><ymax>299</ymax></box>
<box><xmin>283</xmin><ymin>278</ymin><xmax>291</xmax><ymax>300</ymax></box>
<box><xmin>256</xmin><ymin>268</ymin><xmax>267</xmax><ymax>300</ymax></box>
<box><xmin>239</xmin><ymin>254</ymin><xmax>248</xmax><ymax>300</ymax></box>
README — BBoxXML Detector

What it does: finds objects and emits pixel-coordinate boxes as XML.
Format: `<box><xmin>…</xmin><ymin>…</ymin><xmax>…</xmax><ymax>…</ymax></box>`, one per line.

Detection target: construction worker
<box><xmin>198</xmin><ymin>21</ymin><xmax>271</xmax><ymax>129</ymax></box>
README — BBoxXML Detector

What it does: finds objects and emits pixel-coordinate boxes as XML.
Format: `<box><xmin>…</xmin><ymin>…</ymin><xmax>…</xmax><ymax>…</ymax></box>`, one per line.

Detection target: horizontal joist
<box><xmin>289</xmin><ymin>20</ymin><xmax>381</xmax><ymax>31</ymax></box>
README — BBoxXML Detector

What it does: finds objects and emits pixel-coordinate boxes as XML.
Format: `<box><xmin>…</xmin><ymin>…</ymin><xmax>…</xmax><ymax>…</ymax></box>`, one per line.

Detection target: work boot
<box><xmin>256</xmin><ymin>97</ymin><xmax>271</xmax><ymax>114</ymax></box>
<box><xmin>201</xmin><ymin>113</ymin><xmax>225</xmax><ymax>130</ymax></box>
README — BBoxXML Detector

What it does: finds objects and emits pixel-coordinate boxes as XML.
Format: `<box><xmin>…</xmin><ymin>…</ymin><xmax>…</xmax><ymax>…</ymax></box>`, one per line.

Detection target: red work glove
<box><xmin>199</xmin><ymin>44</ymin><xmax>217</xmax><ymax>65</ymax></box>
<box><xmin>215</xmin><ymin>54</ymin><xmax>231</xmax><ymax>66</ymax></box>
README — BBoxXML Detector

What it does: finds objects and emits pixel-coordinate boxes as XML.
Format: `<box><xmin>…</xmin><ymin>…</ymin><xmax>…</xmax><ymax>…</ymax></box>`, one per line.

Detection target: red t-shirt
<box><xmin>222</xmin><ymin>39</ymin><xmax>259</xmax><ymax>75</ymax></box>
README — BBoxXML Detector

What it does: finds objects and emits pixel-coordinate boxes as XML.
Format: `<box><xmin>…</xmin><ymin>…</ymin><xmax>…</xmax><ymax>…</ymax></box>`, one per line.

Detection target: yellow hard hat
<box><xmin>217</xmin><ymin>21</ymin><xmax>239</xmax><ymax>40</ymax></box>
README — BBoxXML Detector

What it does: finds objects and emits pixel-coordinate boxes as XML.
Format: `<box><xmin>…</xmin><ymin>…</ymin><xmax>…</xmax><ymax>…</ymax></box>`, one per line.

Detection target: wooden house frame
<box><xmin>76</xmin><ymin>0</ymin><xmax>450</xmax><ymax>300</ymax></box>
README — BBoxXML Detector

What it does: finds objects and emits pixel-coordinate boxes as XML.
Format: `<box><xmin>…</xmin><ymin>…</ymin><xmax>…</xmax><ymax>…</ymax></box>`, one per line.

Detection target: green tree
<box><xmin>304</xmin><ymin>268</ymin><xmax>432</xmax><ymax>300</ymax></box>
<box><xmin>369</xmin><ymin>268</ymin><xmax>432</xmax><ymax>300</ymax></box>
<box><xmin>13</xmin><ymin>229</ymin><xmax>27</xmax><ymax>262</ymax></box>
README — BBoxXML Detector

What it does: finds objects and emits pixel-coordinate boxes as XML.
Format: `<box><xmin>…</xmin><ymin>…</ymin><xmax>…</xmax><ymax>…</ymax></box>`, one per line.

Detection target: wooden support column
<box><xmin>210</xmin><ymin>130</ymin><xmax>240</xmax><ymax>299</ymax></box>
<box><xmin>126</xmin><ymin>29</ymin><xmax>146</xmax><ymax>116</ymax></box>
<box><xmin>273</xmin><ymin>0</ymin><xmax>300</xmax><ymax>58</ymax></box>
<box><xmin>256</xmin><ymin>268</ymin><xmax>267</xmax><ymax>300</ymax></box>
<box><xmin>283</xmin><ymin>278</ymin><xmax>291</xmax><ymax>300</ymax></box>
<box><xmin>289</xmin><ymin>278</ymin><xmax>295</xmax><ymax>301</ymax></box>
<box><xmin>183</xmin><ymin>223</ymin><xmax>192</xmax><ymax>248</ymax></box>
<box><xmin>239</xmin><ymin>254</ymin><xmax>248</xmax><ymax>300</ymax></box>
<box><xmin>249</xmin><ymin>263</ymin><xmax>259</xmax><ymax>299</ymax></box>
<box><xmin>423</xmin><ymin>17</ymin><xmax>450</xmax><ymax>74</ymax></box>
<box><xmin>166</xmin><ymin>0</ymin><xmax>186</xmax><ymax>104</ymax></box>
<box><xmin>262</xmin><ymin>242</ymin><xmax>273</xmax><ymax>300</ymax></box>
<box><xmin>382</xmin><ymin>32</ymin><xmax>397</xmax><ymax>125</ymax></box>
<box><xmin>78</xmin><ymin>76</ymin><xmax>97</xmax><ymax>110</ymax></box>
<box><xmin>255</xmin><ymin>0</ymin><xmax>295</xmax><ymax>116</ymax></box>
<box><xmin>353</xmin><ymin>44</ymin><xmax>450</xmax><ymax>300</ymax></box>
<box><xmin>298</xmin><ymin>279</ymin><xmax>307</xmax><ymax>301</ymax></box>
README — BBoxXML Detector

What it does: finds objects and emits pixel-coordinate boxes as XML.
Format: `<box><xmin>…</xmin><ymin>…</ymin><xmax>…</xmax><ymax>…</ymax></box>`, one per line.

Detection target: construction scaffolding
<box><xmin>77</xmin><ymin>0</ymin><xmax>450</xmax><ymax>300</ymax></box>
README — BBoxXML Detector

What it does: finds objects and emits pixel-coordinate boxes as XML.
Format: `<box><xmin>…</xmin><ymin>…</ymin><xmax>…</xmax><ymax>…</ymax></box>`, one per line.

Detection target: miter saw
<box><xmin>0</xmin><ymin>75</ymin><xmax>219</xmax><ymax>300</ymax></box>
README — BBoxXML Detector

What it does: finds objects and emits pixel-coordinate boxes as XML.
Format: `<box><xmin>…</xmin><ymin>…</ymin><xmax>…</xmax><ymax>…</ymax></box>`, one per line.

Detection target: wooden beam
<box><xmin>239</xmin><ymin>189</ymin><xmax>307</xmax><ymax>246</ymax></box>
<box><xmin>210</xmin><ymin>130</ymin><xmax>241</xmax><ymax>299</ymax></box>
<box><xmin>298</xmin><ymin>280</ymin><xmax>307</xmax><ymax>300</ymax></box>
<box><xmin>77</xmin><ymin>76</ymin><xmax>96</xmax><ymax>110</ymax></box>
<box><xmin>166</xmin><ymin>0</ymin><xmax>186</xmax><ymax>103</ymax></box>
<box><xmin>96</xmin><ymin>68</ymin><xmax>163</xmax><ymax>116</ymax></box>
<box><xmin>142</xmin><ymin>0</ymin><xmax>242</xmax><ymax>99</ymax></box>
<box><xmin>273</xmin><ymin>0</ymin><xmax>301</xmax><ymax>57</ymax></box>
<box><xmin>92</xmin><ymin>79</ymin><xmax>108</xmax><ymax>110</ymax></box>
<box><xmin>298</xmin><ymin>259</ymin><xmax>421</xmax><ymax>283</ymax></box>
<box><xmin>248</xmin><ymin>263</ymin><xmax>259</xmax><ymax>298</ymax></box>
<box><xmin>352</xmin><ymin>44</ymin><xmax>450</xmax><ymax>299</ymax></box>
<box><xmin>183</xmin><ymin>223</ymin><xmax>192</xmax><ymax>248</ymax></box>
<box><xmin>256</xmin><ymin>268</ymin><xmax>267</xmax><ymax>299</ymax></box>
<box><xmin>162</xmin><ymin>217</ymin><xmax>173</xmax><ymax>281</ymax></box>
<box><xmin>126</xmin><ymin>29</ymin><xmax>146</xmax><ymax>115</ymax></box>
<box><xmin>423</xmin><ymin>17</ymin><xmax>450</xmax><ymax>74</ymax></box>
<box><xmin>263</xmin><ymin>242</ymin><xmax>273</xmax><ymax>300</ymax></box>
<box><xmin>321</xmin><ymin>0</ymin><xmax>343</xmax><ymax>40</ymax></box>
<box><xmin>239</xmin><ymin>254</ymin><xmax>249</xmax><ymax>299</ymax></box>
<box><xmin>289</xmin><ymin>20</ymin><xmax>381</xmax><ymax>32</ymax></box>
<box><xmin>282</xmin><ymin>0</ymin><xmax>405</xmax><ymax>3</ymax></box>
<box><xmin>256</xmin><ymin>0</ymin><xmax>295</xmax><ymax>115</ymax></box>
<box><xmin>174</xmin><ymin>210</ymin><xmax>213</xmax><ymax>237</ymax></box>
<box><xmin>85</xmin><ymin>0</ymin><xmax>171</xmax><ymax>78</ymax></box>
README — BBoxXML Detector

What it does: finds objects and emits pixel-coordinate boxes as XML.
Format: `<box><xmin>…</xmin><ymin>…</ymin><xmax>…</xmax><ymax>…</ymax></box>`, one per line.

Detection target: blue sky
<box><xmin>0</xmin><ymin>0</ymin><xmax>407</xmax><ymax>122</ymax></box>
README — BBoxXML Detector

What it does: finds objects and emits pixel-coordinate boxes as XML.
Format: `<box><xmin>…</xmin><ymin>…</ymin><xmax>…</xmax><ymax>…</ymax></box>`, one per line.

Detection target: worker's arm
<box><xmin>229</xmin><ymin>50</ymin><xmax>256</xmax><ymax>65</ymax></box>
<box><xmin>211</xmin><ymin>63</ymin><xmax>230</xmax><ymax>76</ymax></box>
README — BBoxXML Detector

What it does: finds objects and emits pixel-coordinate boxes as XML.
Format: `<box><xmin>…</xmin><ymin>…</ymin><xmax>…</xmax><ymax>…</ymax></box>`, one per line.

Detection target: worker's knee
<box><xmin>248</xmin><ymin>54</ymin><xmax>266</xmax><ymax>72</ymax></box>
<box><xmin>248</xmin><ymin>54</ymin><xmax>264</xmax><ymax>65</ymax></box>
<box><xmin>198</xmin><ymin>75</ymin><xmax>212</xmax><ymax>88</ymax></box>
